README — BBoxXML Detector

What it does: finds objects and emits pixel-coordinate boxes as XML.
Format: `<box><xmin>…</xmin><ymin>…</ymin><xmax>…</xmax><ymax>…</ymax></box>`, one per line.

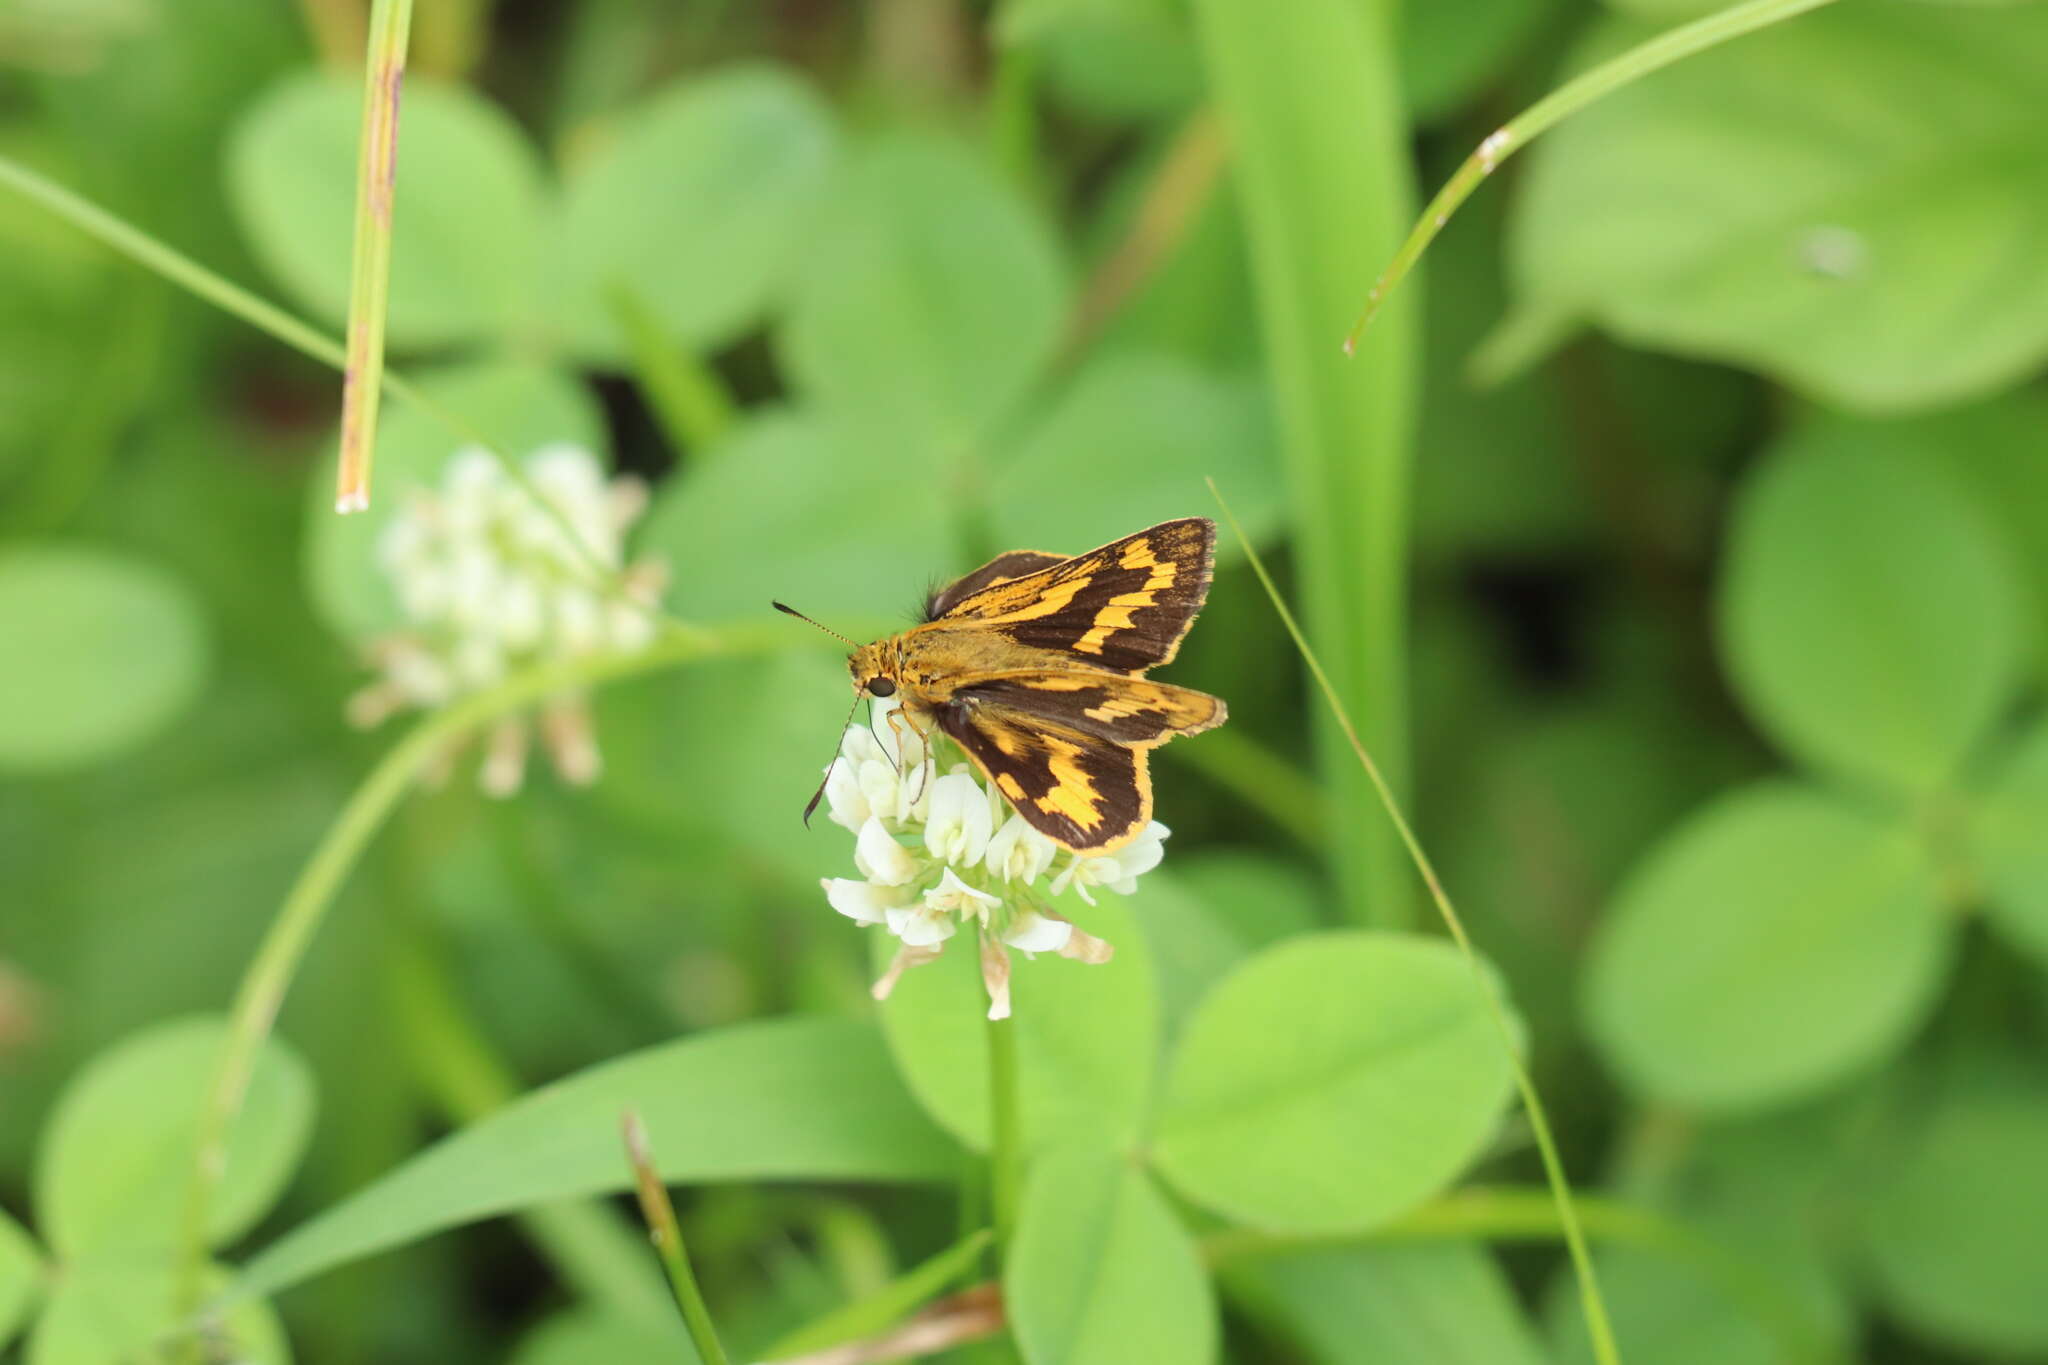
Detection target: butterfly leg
<box><xmin>884</xmin><ymin>704</ymin><xmax>938</xmax><ymax>806</ymax></box>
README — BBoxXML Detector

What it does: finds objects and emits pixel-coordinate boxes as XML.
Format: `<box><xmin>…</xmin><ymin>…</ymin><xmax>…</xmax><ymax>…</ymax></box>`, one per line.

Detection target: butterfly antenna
<box><xmin>773</xmin><ymin>600</ymin><xmax>859</xmax><ymax>647</ymax></box>
<box><xmin>801</xmin><ymin>691</ymin><xmax>866</xmax><ymax>828</ymax></box>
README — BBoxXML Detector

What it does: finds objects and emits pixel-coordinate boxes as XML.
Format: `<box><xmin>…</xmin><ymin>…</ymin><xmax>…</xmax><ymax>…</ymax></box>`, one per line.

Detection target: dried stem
<box><xmin>335</xmin><ymin>0</ymin><xmax>415</xmax><ymax>514</ymax></box>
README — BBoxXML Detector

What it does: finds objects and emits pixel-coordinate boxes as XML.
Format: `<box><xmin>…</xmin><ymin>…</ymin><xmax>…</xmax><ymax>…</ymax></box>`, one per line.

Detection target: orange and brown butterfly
<box><xmin>776</xmin><ymin>518</ymin><xmax>1228</xmax><ymax>853</ymax></box>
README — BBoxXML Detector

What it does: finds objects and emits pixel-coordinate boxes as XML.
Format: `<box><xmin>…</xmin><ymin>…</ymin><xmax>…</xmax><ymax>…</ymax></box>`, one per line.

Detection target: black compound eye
<box><xmin>866</xmin><ymin>677</ymin><xmax>897</xmax><ymax>698</ymax></box>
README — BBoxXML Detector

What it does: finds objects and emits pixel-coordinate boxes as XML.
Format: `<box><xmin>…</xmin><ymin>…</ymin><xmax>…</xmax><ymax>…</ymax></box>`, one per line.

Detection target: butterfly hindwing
<box><xmin>934</xmin><ymin>518</ymin><xmax>1215</xmax><ymax>673</ymax></box>
<box><xmin>937</xmin><ymin>701</ymin><xmax>1150</xmax><ymax>852</ymax></box>
<box><xmin>952</xmin><ymin>672</ymin><xmax>1226</xmax><ymax>746</ymax></box>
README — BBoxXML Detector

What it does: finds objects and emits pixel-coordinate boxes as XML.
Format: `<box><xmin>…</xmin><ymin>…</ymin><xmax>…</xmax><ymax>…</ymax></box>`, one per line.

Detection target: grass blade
<box><xmin>1189</xmin><ymin>0</ymin><xmax>1419</xmax><ymax>927</ymax></box>
<box><xmin>1344</xmin><ymin>0</ymin><xmax>1840</xmax><ymax>349</ymax></box>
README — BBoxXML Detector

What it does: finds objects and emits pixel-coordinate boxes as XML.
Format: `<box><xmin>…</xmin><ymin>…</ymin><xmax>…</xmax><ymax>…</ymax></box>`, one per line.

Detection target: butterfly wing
<box><xmin>951</xmin><ymin>672</ymin><xmax>1226</xmax><ymax>745</ymax></box>
<box><xmin>925</xmin><ymin>550</ymin><xmax>1064</xmax><ymax>620</ymax></box>
<box><xmin>933</xmin><ymin>518</ymin><xmax>1215</xmax><ymax>673</ymax></box>
<box><xmin>937</xmin><ymin>700</ymin><xmax>1151</xmax><ymax>852</ymax></box>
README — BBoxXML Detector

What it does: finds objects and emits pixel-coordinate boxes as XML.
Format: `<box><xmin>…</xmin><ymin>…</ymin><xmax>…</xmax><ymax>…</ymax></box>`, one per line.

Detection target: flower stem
<box><xmin>622</xmin><ymin>1111</ymin><xmax>734</xmax><ymax>1365</ymax></box>
<box><xmin>608</xmin><ymin>282</ymin><xmax>738</xmax><ymax>458</ymax></box>
<box><xmin>1342</xmin><ymin>0</ymin><xmax>1840</xmax><ymax>351</ymax></box>
<box><xmin>985</xmin><ymin>1011</ymin><xmax>1022</xmax><ymax>1254</ymax></box>
<box><xmin>171</xmin><ymin>625</ymin><xmax>761</xmax><ymax>1333</ymax></box>
<box><xmin>1212</xmin><ymin>481</ymin><xmax>1623</xmax><ymax>1365</ymax></box>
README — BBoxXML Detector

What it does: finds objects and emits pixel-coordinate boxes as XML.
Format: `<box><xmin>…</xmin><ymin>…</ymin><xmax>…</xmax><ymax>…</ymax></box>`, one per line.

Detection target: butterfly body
<box><xmin>845</xmin><ymin>518</ymin><xmax>1227</xmax><ymax>853</ymax></box>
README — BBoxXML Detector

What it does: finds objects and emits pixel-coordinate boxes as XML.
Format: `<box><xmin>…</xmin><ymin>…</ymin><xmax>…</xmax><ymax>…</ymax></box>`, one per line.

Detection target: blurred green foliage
<box><xmin>3</xmin><ymin>1</ymin><xmax>2048</xmax><ymax>1363</ymax></box>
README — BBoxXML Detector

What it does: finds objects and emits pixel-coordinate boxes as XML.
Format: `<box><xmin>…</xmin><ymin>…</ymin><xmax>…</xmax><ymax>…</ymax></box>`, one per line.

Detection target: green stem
<box><xmin>608</xmin><ymin>284</ymin><xmax>738</xmax><ymax>459</ymax></box>
<box><xmin>985</xmin><ymin>1011</ymin><xmax>1022</xmax><ymax>1254</ymax></box>
<box><xmin>1208</xmin><ymin>1186</ymin><xmax>1837</xmax><ymax>1365</ymax></box>
<box><xmin>1343</xmin><ymin>0</ymin><xmax>1840</xmax><ymax>348</ymax></box>
<box><xmin>0</xmin><ymin>155</ymin><xmax>346</xmax><ymax>370</ymax></box>
<box><xmin>334</xmin><ymin>0</ymin><xmax>415</xmax><ymax>514</ymax></box>
<box><xmin>623</xmin><ymin>1112</ymin><xmax>734</xmax><ymax>1365</ymax></box>
<box><xmin>986</xmin><ymin>40</ymin><xmax>1041</xmax><ymax>194</ymax></box>
<box><xmin>1212</xmin><ymin>484</ymin><xmax>1623</xmax><ymax>1365</ymax></box>
<box><xmin>1163</xmin><ymin>725</ymin><xmax>1324</xmax><ymax>852</ymax></box>
<box><xmin>171</xmin><ymin>623</ymin><xmax>765</xmax><ymax>1331</ymax></box>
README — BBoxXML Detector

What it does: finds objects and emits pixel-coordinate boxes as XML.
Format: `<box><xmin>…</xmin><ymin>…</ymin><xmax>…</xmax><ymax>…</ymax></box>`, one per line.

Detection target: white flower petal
<box><xmin>1002</xmin><ymin>911</ymin><xmax>1072</xmax><ymax>955</ymax></box>
<box><xmin>821</xmin><ymin>878</ymin><xmax>905</xmax><ymax>925</ymax></box>
<box><xmin>854</xmin><ymin>817</ymin><xmax>918</xmax><ymax>887</ymax></box>
<box><xmin>924</xmin><ymin>773</ymin><xmax>994</xmax><ymax>866</ymax></box>
<box><xmin>985</xmin><ymin>814</ymin><xmax>1057</xmax><ymax>884</ymax></box>
<box><xmin>886</xmin><ymin>904</ymin><xmax>957</xmax><ymax>947</ymax></box>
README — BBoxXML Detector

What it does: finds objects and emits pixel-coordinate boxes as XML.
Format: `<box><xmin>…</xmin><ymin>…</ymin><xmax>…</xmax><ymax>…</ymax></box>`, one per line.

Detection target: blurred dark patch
<box><xmin>1462</xmin><ymin>556</ymin><xmax>1599</xmax><ymax>692</ymax></box>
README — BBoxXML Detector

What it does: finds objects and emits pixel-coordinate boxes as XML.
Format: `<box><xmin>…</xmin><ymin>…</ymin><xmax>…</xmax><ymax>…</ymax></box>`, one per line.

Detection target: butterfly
<box><xmin>777</xmin><ymin>518</ymin><xmax>1228</xmax><ymax>853</ymax></box>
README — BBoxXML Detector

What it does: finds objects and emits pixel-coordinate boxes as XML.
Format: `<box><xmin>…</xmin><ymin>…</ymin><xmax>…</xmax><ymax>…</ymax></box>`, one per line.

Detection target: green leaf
<box><xmin>1006</xmin><ymin>1143</ymin><xmax>1215</xmax><ymax>1365</ymax></box>
<box><xmin>1506</xmin><ymin>4</ymin><xmax>2048</xmax><ymax>410</ymax></box>
<box><xmin>779</xmin><ymin>131</ymin><xmax>1068</xmax><ymax>477</ymax></box>
<box><xmin>303</xmin><ymin>361</ymin><xmax>608</xmax><ymax>640</ymax></box>
<box><xmin>510</xmin><ymin>1309</ymin><xmax>693</xmax><ymax>1365</ymax></box>
<box><xmin>1228</xmin><ymin>1243</ymin><xmax>1547</xmax><ymax>1365</ymax></box>
<box><xmin>27</xmin><ymin>1259</ymin><xmax>290</xmax><ymax>1365</ymax></box>
<box><xmin>1718</xmin><ymin>424</ymin><xmax>2024</xmax><ymax>796</ymax></box>
<box><xmin>237</xmin><ymin>1017</ymin><xmax>958</xmax><ymax>1300</ymax></box>
<box><xmin>1585</xmin><ymin>782</ymin><xmax>1952</xmax><ymax>1111</ymax></box>
<box><xmin>634</xmin><ymin>408</ymin><xmax>950</xmax><ymax>627</ymax></box>
<box><xmin>34</xmin><ymin>1016</ymin><xmax>313</xmax><ymax>1256</ymax></box>
<box><xmin>1152</xmin><ymin>932</ymin><xmax>1514</xmax><ymax>1233</ymax></box>
<box><xmin>228</xmin><ymin>72</ymin><xmax>545</xmax><ymax>348</ymax></box>
<box><xmin>988</xmin><ymin>351</ymin><xmax>1280</xmax><ymax>555</ymax></box>
<box><xmin>1401</xmin><ymin>0</ymin><xmax>1550</xmax><ymax>122</ymax></box>
<box><xmin>1974</xmin><ymin>715</ymin><xmax>2048</xmax><ymax>966</ymax></box>
<box><xmin>0</xmin><ymin>544</ymin><xmax>209</xmax><ymax>774</ymax></box>
<box><xmin>1856</xmin><ymin>1048</ymin><xmax>2048</xmax><ymax>1356</ymax></box>
<box><xmin>1885</xmin><ymin>392</ymin><xmax>2048</xmax><ymax>663</ymax></box>
<box><xmin>1548</xmin><ymin>1102</ymin><xmax>1855</xmax><ymax>1365</ymax></box>
<box><xmin>592</xmin><ymin>649</ymin><xmax>862</xmax><ymax>886</ymax></box>
<box><xmin>875</xmin><ymin>893</ymin><xmax>1158</xmax><ymax>1153</ymax></box>
<box><xmin>1034</xmin><ymin>9</ymin><xmax>1204</xmax><ymax>125</ymax></box>
<box><xmin>556</xmin><ymin>66</ymin><xmax>838</xmax><ymax>363</ymax></box>
<box><xmin>758</xmin><ymin>1229</ymin><xmax>992</xmax><ymax>1360</ymax></box>
<box><xmin>0</xmin><ymin>1208</ymin><xmax>42</xmax><ymax>1352</ymax></box>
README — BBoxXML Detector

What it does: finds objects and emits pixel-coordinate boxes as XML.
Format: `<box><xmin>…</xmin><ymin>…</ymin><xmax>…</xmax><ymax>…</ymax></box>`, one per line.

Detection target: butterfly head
<box><xmin>846</xmin><ymin>641</ymin><xmax>900</xmax><ymax>699</ymax></box>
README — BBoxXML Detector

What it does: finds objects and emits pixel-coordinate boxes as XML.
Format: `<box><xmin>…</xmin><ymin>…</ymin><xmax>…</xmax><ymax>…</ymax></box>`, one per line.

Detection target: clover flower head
<box><xmin>818</xmin><ymin>698</ymin><xmax>1156</xmax><ymax>1018</ymax></box>
<box><xmin>345</xmin><ymin>443</ymin><xmax>667</xmax><ymax>795</ymax></box>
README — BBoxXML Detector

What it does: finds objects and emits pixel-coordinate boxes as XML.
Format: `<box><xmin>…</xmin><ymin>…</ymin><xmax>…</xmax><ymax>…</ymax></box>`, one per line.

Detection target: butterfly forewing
<box><xmin>934</xmin><ymin>518</ymin><xmax>1214</xmax><ymax>673</ymax></box>
<box><xmin>833</xmin><ymin>517</ymin><xmax>1226</xmax><ymax>853</ymax></box>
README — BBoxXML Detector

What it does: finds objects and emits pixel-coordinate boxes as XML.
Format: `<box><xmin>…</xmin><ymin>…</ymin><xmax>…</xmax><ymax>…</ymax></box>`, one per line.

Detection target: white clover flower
<box><xmin>345</xmin><ymin>443</ymin><xmax>667</xmax><ymax>795</ymax></box>
<box><xmin>1051</xmin><ymin>822</ymin><xmax>1170</xmax><ymax>905</ymax></box>
<box><xmin>817</xmin><ymin>697</ymin><xmax>1139</xmax><ymax>1019</ymax></box>
<box><xmin>985</xmin><ymin>813</ymin><xmax>1058</xmax><ymax>884</ymax></box>
<box><xmin>924</xmin><ymin>772</ymin><xmax>993</xmax><ymax>866</ymax></box>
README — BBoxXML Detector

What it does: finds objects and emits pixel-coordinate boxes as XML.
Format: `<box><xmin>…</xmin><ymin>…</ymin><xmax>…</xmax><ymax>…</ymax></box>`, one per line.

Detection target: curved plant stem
<box><xmin>0</xmin><ymin>154</ymin><xmax>625</xmax><ymax>592</ymax></box>
<box><xmin>1207</xmin><ymin>1186</ymin><xmax>1836</xmax><ymax>1364</ymax></box>
<box><xmin>1343</xmin><ymin>0</ymin><xmax>1839</xmax><ymax>350</ymax></box>
<box><xmin>334</xmin><ymin>0</ymin><xmax>415</xmax><ymax>514</ymax></box>
<box><xmin>171</xmin><ymin>623</ymin><xmax>767</xmax><ymax>1330</ymax></box>
<box><xmin>1212</xmin><ymin>482</ymin><xmax>1623</xmax><ymax>1365</ymax></box>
